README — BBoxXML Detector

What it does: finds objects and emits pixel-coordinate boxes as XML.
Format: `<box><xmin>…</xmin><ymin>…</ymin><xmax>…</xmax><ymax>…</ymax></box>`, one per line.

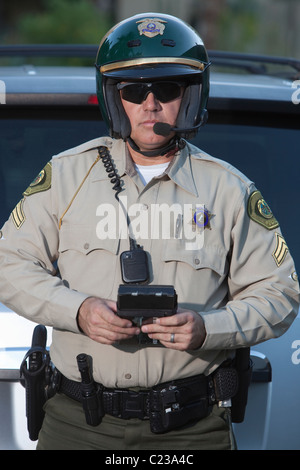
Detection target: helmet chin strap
<box><xmin>127</xmin><ymin>136</ymin><xmax>184</xmax><ymax>157</ymax></box>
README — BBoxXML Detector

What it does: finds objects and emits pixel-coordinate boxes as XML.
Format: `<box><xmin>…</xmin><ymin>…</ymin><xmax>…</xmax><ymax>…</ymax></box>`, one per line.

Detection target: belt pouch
<box><xmin>149</xmin><ymin>375</ymin><xmax>210</xmax><ymax>434</ymax></box>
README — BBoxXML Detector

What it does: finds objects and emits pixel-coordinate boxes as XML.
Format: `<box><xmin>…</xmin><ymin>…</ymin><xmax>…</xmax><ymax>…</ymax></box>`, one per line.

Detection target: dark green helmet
<box><xmin>95</xmin><ymin>13</ymin><xmax>210</xmax><ymax>139</ymax></box>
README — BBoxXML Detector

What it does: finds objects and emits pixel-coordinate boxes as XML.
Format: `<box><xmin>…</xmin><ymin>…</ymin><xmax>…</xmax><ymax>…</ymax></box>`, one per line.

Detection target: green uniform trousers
<box><xmin>36</xmin><ymin>393</ymin><xmax>236</xmax><ymax>450</ymax></box>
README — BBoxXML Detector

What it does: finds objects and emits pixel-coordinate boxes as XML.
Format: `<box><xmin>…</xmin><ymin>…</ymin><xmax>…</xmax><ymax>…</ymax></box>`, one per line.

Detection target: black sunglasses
<box><xmin>117</xmin><ymin>81</ymin><xmax>185</xmax><ymax>104</ymax></box>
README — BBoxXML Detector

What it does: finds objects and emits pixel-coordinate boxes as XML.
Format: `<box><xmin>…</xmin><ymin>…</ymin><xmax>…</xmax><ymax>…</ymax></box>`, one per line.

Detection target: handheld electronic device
<box><xmin>117</xmin><ymin>284</ymin><xmax>177</xmax><ymax>319</ymax></box>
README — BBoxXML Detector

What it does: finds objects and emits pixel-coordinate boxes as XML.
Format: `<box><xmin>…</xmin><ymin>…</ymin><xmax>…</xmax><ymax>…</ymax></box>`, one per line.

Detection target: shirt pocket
<box><xmin>59</xmin><ymin>224</ymin><xmax>119</xmax><ymax>256</ymax></box>
<box><xmin>161</xmin><ymin>239</ymin><xmax>228</xmax><ymax>304</ymax></box>
<box><xmin>58</xmin><ymin>224</ymin><xmax>119</xmax><ymax>297</ymax></box>
<box><xmin>162</xmin><ymin>239</ymin><xmax>227</xmax><ymax>274</ymax></box>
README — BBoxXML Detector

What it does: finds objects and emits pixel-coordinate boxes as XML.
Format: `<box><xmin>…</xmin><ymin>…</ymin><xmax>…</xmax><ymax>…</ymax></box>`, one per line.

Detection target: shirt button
<box><xmin>194</xmin><ymin>258</ymin><xmax>200</xmax><ymax>265</ymax></box>
<box><xmin>125</xmin><ymin>373</ymin><xmax>132</xmax><ymax>380</ymax></box>
<box><xmin>84</xmin><ymin>243</ymin><xmax>89</xmax><ymax>250</ymax></box>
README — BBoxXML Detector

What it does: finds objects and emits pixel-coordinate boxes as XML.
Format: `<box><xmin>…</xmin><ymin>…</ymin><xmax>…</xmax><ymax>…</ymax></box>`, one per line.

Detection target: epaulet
<box><xmin>52</xmin><ymin>136</ymin><xmax>112</xmax><ymax>160</ymax></box>
<box><xmin>188</xmin><ymin>143</ymin><xmax>253</xmax><ymax>187</ymax></box>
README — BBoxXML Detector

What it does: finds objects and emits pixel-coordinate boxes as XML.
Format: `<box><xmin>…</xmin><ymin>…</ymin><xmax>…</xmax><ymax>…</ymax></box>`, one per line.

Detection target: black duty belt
<box><xmin>60</xmin><ymin>373</ymin><xmax>152</xmax><ymax>420</ymax></box>
<box><xmin>56</xmin><ymin>366</ymin><xmax>238</xmax><ymax>434</ymax></box>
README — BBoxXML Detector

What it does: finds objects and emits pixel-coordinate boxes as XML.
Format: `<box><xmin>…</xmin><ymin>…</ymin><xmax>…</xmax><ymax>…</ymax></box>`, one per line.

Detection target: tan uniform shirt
<box><xmin>0</xmin><ymin>137</ymin><xmax>299</xmax><ymax>388</ymax></box>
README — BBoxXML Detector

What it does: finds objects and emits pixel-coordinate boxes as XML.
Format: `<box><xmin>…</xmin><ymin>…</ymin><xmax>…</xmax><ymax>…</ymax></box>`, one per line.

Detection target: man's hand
<box><xmin>77</xmin><ymin>297</ymin><xmax>140</xmax><ymax>344</ymax></box>
<box><xmin>141</xmin><ymin>308</ymin><xmax>206</xmax><ymax>350</ymax></box>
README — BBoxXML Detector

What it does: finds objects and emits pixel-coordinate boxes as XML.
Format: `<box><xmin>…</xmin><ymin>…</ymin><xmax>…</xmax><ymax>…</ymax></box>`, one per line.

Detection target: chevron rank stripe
<box><xmin>11</xmin><ymin>198</ymin><xmax>25</xmax><ymax>229</ymax></box>
<box><xmin>273</xmin><ymin>232</ymin><xmax>289</xmax><ymax>267</ymax></box>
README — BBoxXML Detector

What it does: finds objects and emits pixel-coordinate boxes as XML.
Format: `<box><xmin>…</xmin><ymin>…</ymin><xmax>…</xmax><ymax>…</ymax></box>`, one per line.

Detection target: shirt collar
<box><xmin>166</xmin><ymin>143</ymin><xmax>198</xmax><ymax>196</ymax></box>
<box><xmin>91</xmin><ymin>138</ymin><xmax>199</xmax><ymax>197</ymax></box>
<box><xmin>91</xmin><ymin>137</ymin><xmax>126</xmax><ymax>182</ymax></box>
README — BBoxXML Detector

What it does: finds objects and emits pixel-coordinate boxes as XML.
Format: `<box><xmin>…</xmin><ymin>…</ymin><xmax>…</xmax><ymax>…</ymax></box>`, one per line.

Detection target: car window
<box><xmin>0</xmin><ymin>109</ymin><xmax>105</xmax><ymax>223</ymax></box>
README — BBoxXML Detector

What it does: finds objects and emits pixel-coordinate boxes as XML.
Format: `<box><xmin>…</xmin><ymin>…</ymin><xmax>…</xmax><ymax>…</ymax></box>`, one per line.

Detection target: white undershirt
<box><xmin>135</xmin><ymin>162</ymin><xmax>170</xmax><ymax>185</ymax></box>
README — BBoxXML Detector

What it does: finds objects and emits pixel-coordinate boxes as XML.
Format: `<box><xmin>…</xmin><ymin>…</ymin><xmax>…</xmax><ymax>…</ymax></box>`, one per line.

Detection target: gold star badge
<box><xmin>191</xmin><ymin>206</ymin><xmax>214</xmax><ymax>231</ymax></box>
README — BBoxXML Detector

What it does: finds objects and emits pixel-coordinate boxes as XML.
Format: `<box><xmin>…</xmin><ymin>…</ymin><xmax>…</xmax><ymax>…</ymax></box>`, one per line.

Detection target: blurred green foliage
<box><xmin>17</xmin><ymin>0</ymin><xmax>109</xmax><ymax>44</ymax></box>
<box><xmin>217</xmin><ymin>1</ymin><xmax>259</xmax><ymax>53</ymax></box>
<box><xmin>1</xmin><ymin>0</ymin><xmax>299</xmax><ymax>62</ymax></box>
<box><xmin>2</xmin><ymin>0</ymin><xmax>113</xmax><ymax>65</ymax></box>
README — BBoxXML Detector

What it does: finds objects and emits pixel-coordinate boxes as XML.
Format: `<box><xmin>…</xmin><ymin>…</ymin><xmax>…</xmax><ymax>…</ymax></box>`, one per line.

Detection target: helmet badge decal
<box><xmin>136</xmin><ymin>18</ymin><xmax>167</xmax><ymax>38</ymax></box>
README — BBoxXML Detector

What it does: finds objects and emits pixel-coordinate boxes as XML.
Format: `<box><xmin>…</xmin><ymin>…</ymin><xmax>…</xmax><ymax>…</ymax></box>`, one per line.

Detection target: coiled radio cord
<box><xmin>98</xmin><ymin>146</ymin><xmax>137</xmax><ymax>251</ymax></box>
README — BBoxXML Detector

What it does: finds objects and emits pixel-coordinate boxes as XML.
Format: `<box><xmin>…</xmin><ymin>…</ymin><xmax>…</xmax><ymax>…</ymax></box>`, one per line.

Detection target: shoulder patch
<box><xmin>247</xmin><ymin>190</ymin><xmax>279</xmax><ymax>230</ymax></box>
<box><xmin>23</xmin><ymin>162</ymin><xmax>52</xmax><ymax>196</ymax></box>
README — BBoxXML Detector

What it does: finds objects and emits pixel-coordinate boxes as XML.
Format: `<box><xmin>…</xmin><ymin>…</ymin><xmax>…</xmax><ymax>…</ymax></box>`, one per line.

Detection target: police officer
<box><xmin>0</xmin><ymin>13</ymin><xmax>299</xmax><ymax>450</ymax></box>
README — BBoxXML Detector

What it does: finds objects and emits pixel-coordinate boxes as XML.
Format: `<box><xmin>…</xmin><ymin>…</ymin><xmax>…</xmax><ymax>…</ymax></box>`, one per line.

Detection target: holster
<box><xmin>20</xmin><ymin>325</ymin><xmax>50</xmax><ymax>441</ymax></box>
<box><xmin>231</xmin><ymin>347</ymin><xmax>253</xmax><ymax>423</ymax></box>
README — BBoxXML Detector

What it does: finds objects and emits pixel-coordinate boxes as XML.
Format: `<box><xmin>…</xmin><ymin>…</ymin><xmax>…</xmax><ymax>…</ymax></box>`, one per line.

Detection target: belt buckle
<box><xmin>119</xmin><ymin>390</ymin><xmax>148</xmax><ymax>420</ymax></box>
